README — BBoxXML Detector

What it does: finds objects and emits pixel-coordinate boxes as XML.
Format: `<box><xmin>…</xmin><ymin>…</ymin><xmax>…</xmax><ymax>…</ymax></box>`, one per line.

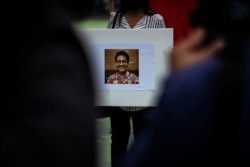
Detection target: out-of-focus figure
<box><xmin>118</xmin><ymin>0</ymin><xmax>250</xmax><ymax>166</ymax></box>
<box><xmin>2</xmin><ymin>1</ymin><xmax>97</xmax><ymax>167</ymax></box>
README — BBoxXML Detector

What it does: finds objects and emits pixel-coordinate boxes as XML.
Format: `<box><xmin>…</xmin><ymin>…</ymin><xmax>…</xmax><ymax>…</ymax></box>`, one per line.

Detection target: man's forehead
<box><xmin>117</xmin><ymin>56</ymin><xmax>127</xmax><ymax>59</ymax></box>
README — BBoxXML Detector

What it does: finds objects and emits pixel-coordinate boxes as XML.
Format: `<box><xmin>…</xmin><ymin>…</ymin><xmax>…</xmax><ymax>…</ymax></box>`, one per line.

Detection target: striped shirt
<box><xmin>107</xmin><ymin>11</ymin><xmax>166</xmax><ymax>111</ymax></box>
<box><xmin>107</xmin><ymin>12</ymin><xmax>166</xmax><ymax>29</ymax></box>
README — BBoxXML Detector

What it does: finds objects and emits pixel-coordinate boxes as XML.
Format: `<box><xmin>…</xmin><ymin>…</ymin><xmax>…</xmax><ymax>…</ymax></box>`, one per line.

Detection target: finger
<box><xmin>203</xmin><ymin>39</ymin><xmax>225</xmax><ymax>57</ymax></box>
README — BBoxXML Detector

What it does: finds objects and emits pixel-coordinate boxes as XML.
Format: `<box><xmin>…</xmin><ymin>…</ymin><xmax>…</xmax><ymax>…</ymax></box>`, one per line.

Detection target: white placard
<box><xmin>76</xmin><ymin>29</ymin><xmax>173</xmax><ymax>106</ymax></box>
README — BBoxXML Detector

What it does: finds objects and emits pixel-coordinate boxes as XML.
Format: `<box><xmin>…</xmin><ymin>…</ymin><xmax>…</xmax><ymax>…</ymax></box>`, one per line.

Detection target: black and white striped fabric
<box><xmin>107</xmin><ymin>11</ymin><xmax>166</xmax><ymax>29</ymax></box>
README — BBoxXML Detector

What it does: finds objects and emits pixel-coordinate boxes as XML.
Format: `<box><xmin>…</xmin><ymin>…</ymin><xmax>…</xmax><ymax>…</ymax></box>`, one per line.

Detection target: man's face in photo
<box><xmin>116</xmin><ymin>55</ymin><xmax>128</xmax><ymax>73</ymax></box>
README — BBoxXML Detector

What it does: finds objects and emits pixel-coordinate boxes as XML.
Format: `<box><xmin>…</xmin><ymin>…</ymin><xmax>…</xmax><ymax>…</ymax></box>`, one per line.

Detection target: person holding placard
<box><xmin>106</xmin><ymin>0</ymin><xmax>166</xmax><ymax>167</ymax></box>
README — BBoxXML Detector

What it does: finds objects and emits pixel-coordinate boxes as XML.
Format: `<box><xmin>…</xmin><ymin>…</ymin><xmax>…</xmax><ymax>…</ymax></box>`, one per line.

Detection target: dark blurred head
<box><xmin>190</xmin><ymin>0</ymin><xmax>250</xmax><ymax>40</ymax></box>
<box><xmin>58</xmin><ymin>0</ymin><xmax>94</xmax><ymax>20</ymax></box>
<box><xmin>7</xmin><ymin>0</ymin><xmax>94</xmax><ymax>54</ymax></box>
<box><xmin>120</xmin><ymin>0</ymin><xmax>152</xmax><ymax>13</ymax></box>
<box><xmin>8</xmin><ymin>0</ymin><xmax>94</xmax><ymax>22</ymax></box>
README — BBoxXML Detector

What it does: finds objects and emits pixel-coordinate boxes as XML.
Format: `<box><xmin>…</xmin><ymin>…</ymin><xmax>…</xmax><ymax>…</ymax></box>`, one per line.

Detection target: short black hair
<box><xmin>115</xmin><ymin>51</ymin><xmax>130</xmax><ymax>62</ymax></box>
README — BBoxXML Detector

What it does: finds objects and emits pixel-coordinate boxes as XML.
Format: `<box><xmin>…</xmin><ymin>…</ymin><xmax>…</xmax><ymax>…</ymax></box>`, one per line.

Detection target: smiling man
<box><xmin>107</xmin><ymin>50</ymin><xmax>139</xmax><ymax>84</ymax></box>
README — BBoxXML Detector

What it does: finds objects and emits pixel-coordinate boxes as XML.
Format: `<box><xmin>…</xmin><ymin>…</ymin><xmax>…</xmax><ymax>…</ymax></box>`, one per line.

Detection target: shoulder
<box><xmin>147</xmin><ymin>10</ymin><xmax>164</xmax><ymax>20</ymax></box>
<box><xmin>167</xmin><ymin>57</ymin><xmax>219</xmax><ymax>87</ymax></box>
<box><xmin>110</xmin><ymin>12</ymin><xmax>116</xmax><ymax>17</ymax></box>
<box><xmin>145</xmin><ymin>12</ymin><xmax>166</xmax><ymax>28</ymax></box>
<box><xmin>110</xmin><ymin>11</ymin><xmax>122</xmax><ymax>18</ymax></box>
<box><xmin>108</xmin><ymin>12</ymin><xmax>118</xmax><ymax>28</ymax></box>
<box><xmin>109</xmin><ymin>12</ymin><xmax>117</xmax><ymax>21</ymax></box>
<box><xmin>150</xmin><ymin>58</ymin><xmax>221</xmax><ymax>132</ymax></box>
<box><xmin>161</xmin><ymin>58</ymin><xmax>219</xmax><ymax>105</ymax></box>
<box><xmin>150</xmin><ymin>13</ymin><xmax>165</xmax><ymax>20</ymax></box>
<box><xmin>109</xmin><ymin>11</ymin><xmax>120</xmax><ymax>21</ymax></box>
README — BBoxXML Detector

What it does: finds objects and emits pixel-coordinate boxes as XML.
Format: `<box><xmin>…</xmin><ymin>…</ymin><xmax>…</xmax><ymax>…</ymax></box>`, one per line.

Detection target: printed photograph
<box><xmin>105</xmin><ymin>49</ymin><xmax>139</xmax><ymax>84</ymax></box>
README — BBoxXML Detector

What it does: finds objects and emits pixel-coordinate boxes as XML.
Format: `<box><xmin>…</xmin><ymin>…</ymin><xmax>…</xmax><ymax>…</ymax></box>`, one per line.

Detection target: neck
<box><xmin>118</xmin><ymin>71</ymin><xmax>127</xmax><ymax>76</ymax></box>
